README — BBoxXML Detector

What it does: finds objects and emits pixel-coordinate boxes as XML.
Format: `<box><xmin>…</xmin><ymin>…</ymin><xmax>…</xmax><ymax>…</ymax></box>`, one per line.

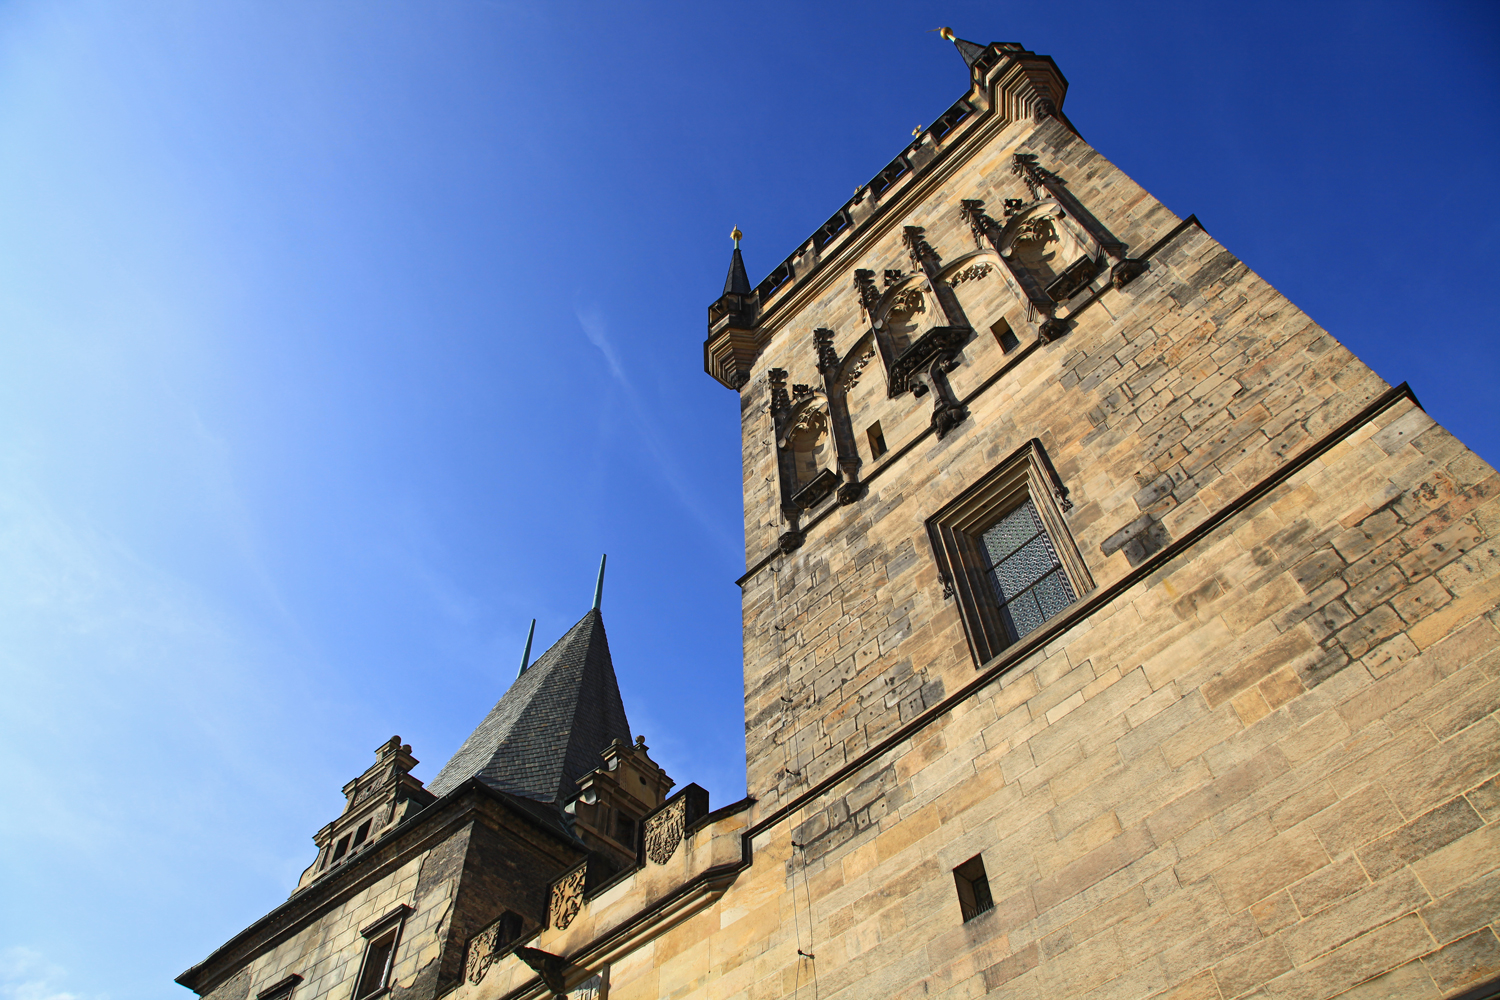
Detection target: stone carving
<box><xmin>777</xmin><ymin>530</ymin><xmax>805</xmax><ymax>554</ymax></box>
<box><xmin>1003</xmin><ymin>198</ymin><xmax>1027</xmax><ymax>217</ymax></box>
<box><xmin>789</xmin><ymin>406</ymin><xmax>827</xmax><ymax>439</ymax></box>
<box><xmin>792</xmin><ymin>384</ymin><xmax>816</xmax><ymax>402</ymax></box>
<box><xmin>947</xmin><ymin>263</ymin><xmax>993</xmax><ymax>288</ymax></box>
<box><xmin>791</xmin><ymin>468</ymin><xmax>839</xmax><ymax>511</ymax></box>
<box><xmin>466</xmin><ymin>920</ymin><xmax>501</xmax><ymax>984</ymax></box>
<box><xmin>887</xmin><ymin>287</ymin><xmax>925</xmax><ymax>316</ymax></box>
<box><xmin>1111</xmin><ymin>258</ymin><xmax>1148</xmax><ymax>289</ymax></box>
<box><xmin>1011</xmin><ymin>216</ymin><xmax>1057</xmax><ymax>247</ymax></box>
<box><xmin>813</xmin><ymin>328</ymin><xmax>838</xmax><ymax>373</ymax></box>
<box><xmin>550</xmin><ymin>865</ymin><xmax>587</xmax><ymax>930</ymax></box>
<box><xmin>959</xmin><ymin>199</ymin><xmax>990</xmax><ymax>248</ymax></box>
<box><xmin>853</xmin><ymin>270</ymin><xmax>881</xmax><ymax>319</ymax></box>
<box><xmin>768</xmin><ymin>368</ymin><xmax>789</xmax><ymax>414</ymax></box>
<box><xmin>644</xmin><ymin>796</ymin><xmax>686</xmax><ymax>865</ymax></box>
<box><xmin>836</xmin><ymin>481</ymin><xmax>867</xmax><ymax>506</ymax></box>
<box><xmin>840</xmin><ymin>348</ymin><xmax>876</xmax><ymax>393</ymax></box>
<box><xmin>1044</xmin><ymin>255</ymin><xmax>1098</xmax><ymax>302</ymax></box>
<box><xmin>1011</xmin><ymin>153</ymin><xmax>1048</xmax><ymax>200</ymax></box>
<box><xmin>902</xmin><ymin>226</ymin><xmax>938</xmax><ymax>273</ymax></box>
<box><xmin>888</xmin><ymin>326</ymin><xmax>966</xmax><ymax>396</ymax></box>
<box><xmin>883</xmin><ymin>269</ymin><xmax>904</xmax><ymax>287</ymax></box>
<box><xmin>569</xmin><ymin>973</ymin><xmax>604</xmax><ymax>1000</ymax></box>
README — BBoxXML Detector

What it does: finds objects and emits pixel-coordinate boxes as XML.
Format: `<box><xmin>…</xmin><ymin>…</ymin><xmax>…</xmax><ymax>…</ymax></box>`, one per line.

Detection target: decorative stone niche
<box><xmin>768</xmin><ymin>368</ymin><xmax>839</xmax><ymax>515</ymax></box>
<box><xmin>784</xmin><ymin>401</ymin><xmax>838</xmax><ymax>510</ymax></box>
<box><xmin>998</xmin><ymin>204</ymin><xmax>1097</xmax><ymax>305</ymax></box>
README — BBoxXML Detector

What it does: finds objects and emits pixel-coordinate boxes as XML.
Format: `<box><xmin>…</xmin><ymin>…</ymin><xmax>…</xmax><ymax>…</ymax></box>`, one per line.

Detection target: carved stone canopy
<box><xmin>888</xmin><ymin>326</ymin><xmax>968</xmax><ymax>397</ymax></box>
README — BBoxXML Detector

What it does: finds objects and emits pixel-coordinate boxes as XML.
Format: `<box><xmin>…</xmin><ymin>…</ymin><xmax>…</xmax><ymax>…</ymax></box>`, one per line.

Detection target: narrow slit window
<box><xmin>331</xmin><ymin>834</ymin><xmax>352</xmax><ymax>863</ymax></box>
<box><xmin>991</xmin><ymin>318</ymin><xmax>1019</xmax><ymax>353</ymax></box>
<box><xmin>953</xmin><ymin>854</ymin><xmax>994</xmax><ymax>922</ymax></box>
<box><xmin>867</xmin><ymin>422</ymin><xmax>888</xmax><ymax>461</ymax></box>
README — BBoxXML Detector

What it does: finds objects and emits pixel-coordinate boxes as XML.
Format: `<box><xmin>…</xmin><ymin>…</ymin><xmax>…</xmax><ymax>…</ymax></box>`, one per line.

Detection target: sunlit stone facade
<box><xmin>180</xmin><ymin>34</ymin><xmax>1500</xmax><ymax>1000</ymax></box>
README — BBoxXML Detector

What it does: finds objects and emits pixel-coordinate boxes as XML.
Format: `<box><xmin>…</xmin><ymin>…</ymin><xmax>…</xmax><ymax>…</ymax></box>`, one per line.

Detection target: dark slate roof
<box><xmin>951</xmin><ymin>35</ymin><xmax>989</xmax><ymax>70</ymax></box>
<box><xmin>724</xmin><ymin>247</ymin><xmax>752</xmax><ymax>296</ymax></box>
<box><xmin>427</xmin><ymin>608</ymin><xmax>633</xmax><ymax>804</ymax></box>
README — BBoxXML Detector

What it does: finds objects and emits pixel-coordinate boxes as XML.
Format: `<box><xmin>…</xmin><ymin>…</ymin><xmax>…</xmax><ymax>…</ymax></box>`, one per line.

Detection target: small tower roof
<box><xmin>428</xmin><ymin>607</ymin><xmax>632</xmax><ymax>804</ymax></box>
<box><xmin>724</xmin><ymin>227</ymin><xmax>752</xmax><ymax>296</ymax></box>
<box><xmin>939</xmin><ymin>27</ymin><xmax>990</xmax><ymax>71</ymax></box>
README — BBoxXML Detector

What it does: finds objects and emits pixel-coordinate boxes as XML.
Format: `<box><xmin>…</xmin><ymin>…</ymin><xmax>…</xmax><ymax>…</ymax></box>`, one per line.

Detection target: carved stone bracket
<box><xmin>644</xmin><ymin>796</ymin><xmax>686</xmax><ymax>865</ymax></box>
<box><xmin>550</xmin><ymin>864</ymin><xmax>587</xmax><ymax>930</ymax></box>
<box><xmin>777</xmin><ymin>530</ymin><xmax>805</xmax><ymax>555</ymax></box>
<box><xmin>925</xmin><ymin>357</ymin><xmax>969</xmax><ymax>440</ymax></box>
<box><xmin>837</xmin><ymin>481</ymin><xmax>867</xmax><ymax>505</ymax></box>
<box><xmin>1111</xmin><ymin>258</ymin><xmax>1148</xmax><ymax>289</ymax></box>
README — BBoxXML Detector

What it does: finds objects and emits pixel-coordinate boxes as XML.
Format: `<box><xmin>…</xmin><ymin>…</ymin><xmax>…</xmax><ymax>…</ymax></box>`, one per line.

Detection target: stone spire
<box><xmin>427</xmin><ymin>607</ymin><xmax>632</xmax><ymax>805</ymax></box>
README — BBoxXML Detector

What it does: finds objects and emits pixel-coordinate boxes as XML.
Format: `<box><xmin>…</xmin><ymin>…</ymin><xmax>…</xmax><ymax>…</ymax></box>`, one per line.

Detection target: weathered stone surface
<box><xmin>183</xmin><ymin>36</ymin><xmax>1500</xmax><ymax>1000</ymax></box>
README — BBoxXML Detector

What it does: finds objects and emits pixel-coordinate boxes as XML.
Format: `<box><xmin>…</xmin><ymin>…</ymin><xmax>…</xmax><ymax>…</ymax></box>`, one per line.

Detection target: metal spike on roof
<box><xmin>517</xmin><ymin>618</ymin><xmax>536</xmax><ymax>676</ymax></box>
<box><xmin>593</xmin><ymin>554</ymin><xmax>606</xmax><ymax>611</ymax></box>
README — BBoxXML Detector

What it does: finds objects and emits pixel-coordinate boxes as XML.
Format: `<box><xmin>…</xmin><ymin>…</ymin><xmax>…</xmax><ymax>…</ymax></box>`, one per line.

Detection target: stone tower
<box><xmin>181</xmin><ymin>32</ymin><xmax>1500</xmax><ymax>1000</ymax></box>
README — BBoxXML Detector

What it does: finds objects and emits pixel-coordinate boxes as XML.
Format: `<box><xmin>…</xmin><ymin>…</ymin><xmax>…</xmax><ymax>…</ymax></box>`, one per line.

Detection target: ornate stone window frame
<box><xmin>926</xmin><ymin>440</ymin><xmax>1092</xmax><ymax>667</ymax></box>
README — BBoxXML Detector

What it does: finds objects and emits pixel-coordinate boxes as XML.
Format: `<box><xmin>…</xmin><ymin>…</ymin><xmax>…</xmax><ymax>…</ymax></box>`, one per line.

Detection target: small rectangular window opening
<box><xmin>355</xmin><ymin>929</ymin><xmax>398</xmax><ymax>999</ymax></box>
<box><xmin>991</xmin><ymin>319</ymin><xmax>1019</xmax><ymax>353</ymax></box>
<box><xmin>331</xmin><ymin>834</ymin><xmax>352</xmax><ymax>863</ymax></box>
<box><xmin>953</xmin><ymin>854</ymin><xmax>994</xmax><ymax>922</ymax></box>
<box><xmin>352</xmin><ymin>819</ymin><xmax>372</xmax><ymax>849</ymax></box>
<box><xmin>615</xmin><ymin>811</ymin><xmax>637</xmax><ymax>846</ymax></box>
<box><xmin>867</xmin><ymin>422</ymin><xmax>887</xmax><ymax>461</ymax></box>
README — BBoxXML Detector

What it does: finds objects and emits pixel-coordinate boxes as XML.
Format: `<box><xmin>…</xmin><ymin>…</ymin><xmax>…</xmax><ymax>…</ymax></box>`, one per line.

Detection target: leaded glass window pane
<box><xmin>981</xmin><ymin>498</ymin><xmax>1076</xmax><ymax>642</ymax></box>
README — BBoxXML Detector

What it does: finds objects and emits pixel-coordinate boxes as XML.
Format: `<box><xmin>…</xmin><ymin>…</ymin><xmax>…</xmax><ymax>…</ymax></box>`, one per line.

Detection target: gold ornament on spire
<box><xmin>912</xmin><ymin>126</ymin><xmax>923</xmax><ymax>137</ymax></box>
<box><xmin>731</xmin><ymin>227</ymin><xmax>743</xmax><ymax>249</ymax></box>
<box><xmin>939</xmin><ymin>26</ymin><xmax>956</xmax><ymax>42</ymax></box>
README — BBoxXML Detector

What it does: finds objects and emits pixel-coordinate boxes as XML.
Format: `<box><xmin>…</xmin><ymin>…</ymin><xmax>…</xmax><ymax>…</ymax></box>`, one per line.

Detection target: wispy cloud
<box><xmin>575</xmin><ymin>307</ymin><xmax>736</xmax><ymax>557</ymax></box>
<box><xmin>0</xmin><ymin>948</ymin><xmax>80</xmax><ymax>1000</ymax></box>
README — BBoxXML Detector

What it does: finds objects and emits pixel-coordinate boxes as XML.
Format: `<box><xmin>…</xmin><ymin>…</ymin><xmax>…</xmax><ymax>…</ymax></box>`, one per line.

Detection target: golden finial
<box><xmin>939</xmin><ymin>26</ymin><xmax>956</xmax><ymax>42</ymax></box>
<box><xmin>731</xmin><ymin>226</ymin><xmax>742</xmax><ymax>249</ymax></box>
<box><xmin>912</xmin><ymin>125</ymin><xmax>923</xmax><ymax>138</ymax></box>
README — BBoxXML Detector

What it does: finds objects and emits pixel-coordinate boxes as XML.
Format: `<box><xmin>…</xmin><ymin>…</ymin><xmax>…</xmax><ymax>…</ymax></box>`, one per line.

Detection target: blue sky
<box><xmin>0</xmin><ymin>3</ymin><xmax>1495</xmax><ymax>999</ymax></box>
